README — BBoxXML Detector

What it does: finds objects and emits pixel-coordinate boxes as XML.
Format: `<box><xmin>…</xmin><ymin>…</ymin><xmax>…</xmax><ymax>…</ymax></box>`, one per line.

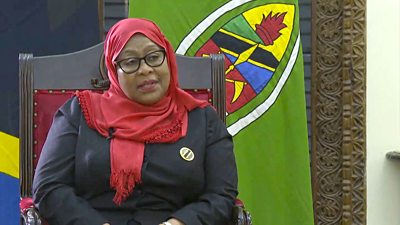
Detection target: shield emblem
<box><xmin>176</xmin><ymin>3</ymin><xmax>299</xmax><ymax>134</ymax></box>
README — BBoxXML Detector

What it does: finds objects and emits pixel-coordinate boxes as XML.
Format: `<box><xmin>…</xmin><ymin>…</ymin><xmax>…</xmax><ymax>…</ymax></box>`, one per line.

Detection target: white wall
<box><xmin>366</xmin><ymin>0</ymin><xmax>400</xmax><ymax>225</ymax></box>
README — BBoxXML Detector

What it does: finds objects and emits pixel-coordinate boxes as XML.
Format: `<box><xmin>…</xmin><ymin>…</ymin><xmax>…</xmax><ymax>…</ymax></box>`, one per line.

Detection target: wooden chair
<box><xmin>19</xmin><ymin>42</ymin><xmax>251</xmax><ymax>225</ymax></box>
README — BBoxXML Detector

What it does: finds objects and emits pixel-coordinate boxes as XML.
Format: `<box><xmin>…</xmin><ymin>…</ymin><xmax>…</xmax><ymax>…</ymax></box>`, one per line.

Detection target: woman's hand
<box><xmin>160</xmin><ymin>218</ymin><xmax>185</xmax><ymax>225</ymax></box>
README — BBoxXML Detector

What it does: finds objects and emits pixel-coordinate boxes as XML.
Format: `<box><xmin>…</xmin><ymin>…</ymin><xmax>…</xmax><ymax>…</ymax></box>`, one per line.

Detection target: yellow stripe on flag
<box><xmin>0</xmin><ymin>132</ymin><xmax>19</xmax><ymax>178</ymax></box>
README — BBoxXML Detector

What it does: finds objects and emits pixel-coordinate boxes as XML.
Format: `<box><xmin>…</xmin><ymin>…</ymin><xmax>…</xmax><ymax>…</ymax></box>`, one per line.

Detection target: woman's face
<box><xmin>115</xmin><ymin>34</ymin><xmax>171</xmax><ymax>105</ymax></box>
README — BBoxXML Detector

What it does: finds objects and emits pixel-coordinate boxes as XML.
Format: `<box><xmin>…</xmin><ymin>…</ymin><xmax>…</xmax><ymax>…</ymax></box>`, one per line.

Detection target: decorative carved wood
<box><xmin>311</xmin><ymin>0</ymin><xmax>366</xmax><ymax>224</ymax></box>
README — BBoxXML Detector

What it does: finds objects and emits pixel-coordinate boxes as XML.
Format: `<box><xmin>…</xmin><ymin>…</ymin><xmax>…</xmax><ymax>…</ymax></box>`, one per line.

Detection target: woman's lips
<box><xmin>138</xmin><ymin>80</ymin><xmax>159</xmax><ymax>92</ymax></box>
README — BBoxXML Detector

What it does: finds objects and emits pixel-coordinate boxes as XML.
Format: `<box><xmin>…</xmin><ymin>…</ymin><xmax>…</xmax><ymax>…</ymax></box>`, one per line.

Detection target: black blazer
<box><xmin>33</xmin><ymin>97</ymin><xmax>238</xmax><ymax>225</ymax></box>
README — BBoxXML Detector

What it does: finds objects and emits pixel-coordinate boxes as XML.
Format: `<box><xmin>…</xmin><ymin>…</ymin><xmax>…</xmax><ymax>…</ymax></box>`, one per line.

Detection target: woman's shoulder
<box><xmin>189</xmin><ymin>105</ymin><xmax>231</xmax><ymax>141</ymax></box>
<box><xmin>189</xmin><ymin>105</ymin><xmax>223</xmax><ymax>124</ymax></box>
<box><xmin>190</xmin><ymin>105</ymin><xmax>216</xmax><ymax>116</ymax></box>
<box><xmin>57</xmin><ymin>96</ymin><xmax>82</xmax><ymax>122</ymax></box>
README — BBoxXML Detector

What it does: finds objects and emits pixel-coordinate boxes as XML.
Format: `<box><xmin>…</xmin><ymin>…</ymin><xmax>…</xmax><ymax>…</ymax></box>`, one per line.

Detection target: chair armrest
<box><xmin>20</xmin><ymin>197</ymin><xmax>42</xmax><ymax>225</ymax></box>
<box><xmin>231</xmin><ymin>199</ymin><xmax>252</xmax><ymax>225</ymax></box>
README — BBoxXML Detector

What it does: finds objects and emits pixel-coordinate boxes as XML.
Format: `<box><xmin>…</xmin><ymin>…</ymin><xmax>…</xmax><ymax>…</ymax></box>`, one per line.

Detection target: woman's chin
<box><xmin>134</xmin><ymin>93</ymin><xmax>163</xmax><ymax>105</ymax></box>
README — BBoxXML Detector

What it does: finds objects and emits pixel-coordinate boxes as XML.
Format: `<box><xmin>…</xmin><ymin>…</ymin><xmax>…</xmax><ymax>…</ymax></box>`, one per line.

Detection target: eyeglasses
<box><xmin>115</xmin><ymin>49</ymin><xmax>166</xmax><ymax>74</ymax></box>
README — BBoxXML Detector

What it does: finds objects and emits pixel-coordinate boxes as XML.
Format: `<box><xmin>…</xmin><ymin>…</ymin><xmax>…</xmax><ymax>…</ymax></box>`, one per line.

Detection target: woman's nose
<box><xmin>136</xmin><ymin>59</ymin><xmax>153</xmax><ymax>75</ymax></box>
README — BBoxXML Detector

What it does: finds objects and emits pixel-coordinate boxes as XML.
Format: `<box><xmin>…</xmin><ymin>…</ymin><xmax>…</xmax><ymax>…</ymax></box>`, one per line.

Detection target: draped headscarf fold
<box><xmin>75</xmin><ymin>18</ymin><xmax>208</xmax><ymax>205</ymax></box>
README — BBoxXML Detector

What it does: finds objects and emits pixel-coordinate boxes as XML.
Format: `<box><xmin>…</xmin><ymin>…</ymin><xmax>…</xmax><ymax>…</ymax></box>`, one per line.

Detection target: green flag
<box><xmin>130</xmin><ymin>1</ymin><xmax>314</xmax><ymax>224</ymax></box>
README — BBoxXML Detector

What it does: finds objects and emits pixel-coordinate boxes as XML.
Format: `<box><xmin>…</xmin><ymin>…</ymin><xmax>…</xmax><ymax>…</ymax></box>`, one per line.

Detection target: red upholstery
<box><xmin>19</xmin><ymin>197</ymin><xmax>34</xmax><ymax>214</ymax></box>
<box><xmin>184</xmin><ymin>89</ymin><xmax>212</xmax><ymax>102</ymax></box>
<box><xmin>33</xmin><ymin>91</ymin><xmax>75</xmax><ymax>167</ymax></box>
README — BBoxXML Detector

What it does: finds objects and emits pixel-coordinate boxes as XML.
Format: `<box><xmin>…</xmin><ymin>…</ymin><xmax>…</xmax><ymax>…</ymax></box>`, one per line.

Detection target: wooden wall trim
<box><xmin>311</xmin><ymin>0</ymin><xmax>366</xmax><ymax>224</ymax></box>
<box><xmin>98</xmin><ymin>0</ymin><xmax>105</xmax><ymax>40</ymax></box>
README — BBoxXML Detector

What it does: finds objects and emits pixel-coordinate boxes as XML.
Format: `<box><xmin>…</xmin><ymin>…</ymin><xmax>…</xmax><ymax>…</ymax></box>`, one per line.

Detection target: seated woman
<box><xmin>32</xmin><ymin>18</ymin><xmax>238</xmax><ymax>225</ymax></box>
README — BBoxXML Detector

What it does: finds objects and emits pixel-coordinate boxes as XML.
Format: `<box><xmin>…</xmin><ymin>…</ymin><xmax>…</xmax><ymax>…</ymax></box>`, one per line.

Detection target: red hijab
<box><xmin>76</xmin><ymin>18</ymin><xmax>208</xmax><ymax>205</ymax></box>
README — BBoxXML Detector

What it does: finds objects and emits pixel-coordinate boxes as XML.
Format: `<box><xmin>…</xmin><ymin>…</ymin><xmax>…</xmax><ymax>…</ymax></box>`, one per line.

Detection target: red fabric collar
<box><xmin>76</xmin><ymin>18</ymin><xmax>208</xmax><ymax>205</ymax></box>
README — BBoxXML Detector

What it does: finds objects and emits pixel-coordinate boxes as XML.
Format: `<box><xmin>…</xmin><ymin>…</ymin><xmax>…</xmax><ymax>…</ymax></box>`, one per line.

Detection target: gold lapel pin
<box><xmin>180</xmin><ymin>147</ymin><xmax>194</xmax><ymax>161</ymax></box>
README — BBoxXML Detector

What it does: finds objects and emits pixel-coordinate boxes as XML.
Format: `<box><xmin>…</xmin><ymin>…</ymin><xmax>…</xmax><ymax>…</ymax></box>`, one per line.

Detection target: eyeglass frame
<box><xmin>114</xmin><ymin>49</ymin><xmax>166</xmax><ymax>74</ymax></box>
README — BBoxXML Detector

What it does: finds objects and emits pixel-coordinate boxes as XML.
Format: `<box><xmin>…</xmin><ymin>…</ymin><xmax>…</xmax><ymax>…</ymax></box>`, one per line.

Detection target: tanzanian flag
<box><xmin>0</xmin><ymin>132</ymin><xmax>19</xmax><ymax>225</ymax></box>
<box><xmin>0</xmin><ymin>1</ymin><xmax>101</xmax><ymax>224</ymax></box>
<box><xmin>130</xmin><ymin>1</ymin><xmax>314</xmax><ymax>224</ymax></box>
